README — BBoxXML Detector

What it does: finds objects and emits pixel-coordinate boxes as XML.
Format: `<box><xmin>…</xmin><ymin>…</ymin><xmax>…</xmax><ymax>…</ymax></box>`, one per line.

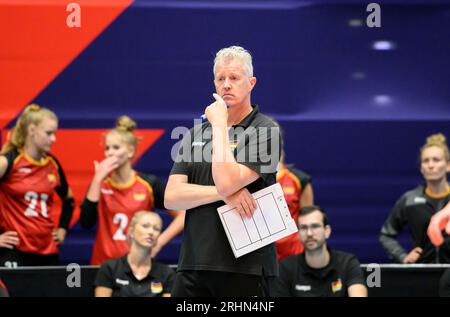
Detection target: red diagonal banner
<box><xmin>0</xmin><ymin>0</ymin><xmax>140</xmax><ymax>226</ymax></box>
<box><xmin>0</xmin><ymin>0</ymin><xmax>133</xmax><ymax>128</ymax></box>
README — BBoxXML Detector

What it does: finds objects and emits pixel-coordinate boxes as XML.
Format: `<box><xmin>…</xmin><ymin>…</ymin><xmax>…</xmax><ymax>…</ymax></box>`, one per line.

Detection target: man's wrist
<box><xmin>211</xmin><ymin>123</ymin><xmax>227</xmax><ymax>128</ymax></box>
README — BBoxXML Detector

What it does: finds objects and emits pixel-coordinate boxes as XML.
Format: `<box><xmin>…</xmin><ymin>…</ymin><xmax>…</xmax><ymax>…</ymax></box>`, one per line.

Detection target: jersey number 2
<box><xmin>113</xmin><ymin>213</ymin><xmax>128</xmax><ymax>241</ymax></box>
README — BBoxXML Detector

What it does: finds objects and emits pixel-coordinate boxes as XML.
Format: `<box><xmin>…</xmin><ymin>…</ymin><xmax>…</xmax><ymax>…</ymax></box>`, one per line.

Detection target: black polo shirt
<box><xmin>94</xmin><ymin>256</ymin><xmax>175</xmax><ymax>297</ymax></box>
<box><xmin>272</xmin><ymin>249</ymin><xmax>365</xmax><ymax>297</ymax></box>
<box><xmin>170</xmin><ymin>104</ymin><xmax>281</xmax><ymax>276</ymax></box>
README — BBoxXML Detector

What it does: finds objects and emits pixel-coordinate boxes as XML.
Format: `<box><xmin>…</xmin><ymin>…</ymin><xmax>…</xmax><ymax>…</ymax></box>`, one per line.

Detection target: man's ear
<box><xmin>248</xmin><ymin>76</ymin><xmax>257</xmax><ymax>93</ymax></box>
<box><xmin>324</xmin><ymin>225</ymin><xmax>331</xmax><ymax>240</ymax></box>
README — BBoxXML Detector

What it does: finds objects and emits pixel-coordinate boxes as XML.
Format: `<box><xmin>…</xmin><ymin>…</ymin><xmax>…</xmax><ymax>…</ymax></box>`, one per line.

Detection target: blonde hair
<box><xmin>214</xmin><ymin>46</ymin><xmax>253</xmax><ymax>77</ymax></box>
<box><xmin>127</xmin><ymin>211</ymin><xmax>162</xmax><ymax>237</ymax></box>
<box><xmin>106</xmin><ymin>115</ymin><xmax>138</xmax><ymax>148</ymax></box>
<box><xmin>1</xmin><ymin>104</ymin><xmax>57</xmax><ymax>155</ymax></box>
<box><xmin>421</xmin><ymin>133</ymin><xmax>450</xmax><ymax>161</ymax></box>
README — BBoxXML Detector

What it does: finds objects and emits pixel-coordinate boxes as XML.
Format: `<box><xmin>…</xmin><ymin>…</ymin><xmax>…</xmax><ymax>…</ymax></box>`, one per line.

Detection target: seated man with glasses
<box><xmin>272</xmin><ymin>205</ymin><xmax>367</xmax><ymax>297</ymax></box>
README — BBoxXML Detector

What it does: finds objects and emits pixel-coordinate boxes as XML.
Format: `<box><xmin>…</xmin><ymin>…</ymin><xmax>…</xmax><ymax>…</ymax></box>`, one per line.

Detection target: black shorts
<box><xmin>0</xmin><ymin>248</ymin><xmax>59</xmax><ymax>267</ymax></box>
<box><xmin>171</xmin><ymin>270</ymin><xmax>274</xmax><ymax>297</ymax></box>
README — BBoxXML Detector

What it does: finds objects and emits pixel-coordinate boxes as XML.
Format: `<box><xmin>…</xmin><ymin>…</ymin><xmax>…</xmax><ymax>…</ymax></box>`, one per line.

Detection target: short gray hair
<box><xmin>213</xmin><ymin>46</ymin><xmax>253</xmax><ymax>77</ymax></box>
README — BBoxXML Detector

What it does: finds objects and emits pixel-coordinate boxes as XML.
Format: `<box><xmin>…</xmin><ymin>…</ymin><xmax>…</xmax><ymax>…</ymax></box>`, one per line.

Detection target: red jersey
<box><xmin>0</xmin><ymin>149</ymin><xmax>68</xmax><ymax>254</ymax></box>
<box><xmin>276</xmin><ymin>165</ymin><xmax>311</xmax><ymax>261</ymax></box>
<box><xmin>90</xmin><ymin>172</ymin><xmax>165</xmax><ymax>265</ymax></box>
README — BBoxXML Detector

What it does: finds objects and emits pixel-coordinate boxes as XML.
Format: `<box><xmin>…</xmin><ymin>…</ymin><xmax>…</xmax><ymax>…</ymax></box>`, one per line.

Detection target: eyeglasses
<box><xmin>298</xmin><ymin>223</ymin><xmax>323</xmax><ymax>233</ymax></box>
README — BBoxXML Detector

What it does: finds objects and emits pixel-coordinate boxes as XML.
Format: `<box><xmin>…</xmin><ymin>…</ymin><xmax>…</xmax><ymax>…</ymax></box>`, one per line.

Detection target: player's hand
<box><xmin>428</xmin><ymin>208</ymin><xmax>450</xmax><ymax>246</ymax></box>
<box><xmin>223</xmin><ymin>188</ymin><xmax>257</xmax><ymax>218</ymax></box>
<box><xmin>403</xmin><ymin>247</ymin><xmax>423</xmax><ymax>264</ymax></box>
<box><xmin>0</xmin><ymin>231</ymin><xmax>19</xmax><ymax>249</ymax></box>
<box><xmin>53</xmin><ymin>228</ymin><xmax>67</xmax><ymax>245</ymax></box>
<box><xmin>204</xmin><ymin>93</ymin><xmax>228</xmax><ymax>126</ymax></box>
<box><xmin>93</xmin><ymin>156</ymin><xmax>119</xmax><ymax>182</ymax></box>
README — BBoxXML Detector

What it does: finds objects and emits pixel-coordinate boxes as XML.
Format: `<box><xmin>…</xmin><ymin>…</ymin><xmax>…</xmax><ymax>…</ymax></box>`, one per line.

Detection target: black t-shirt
<box><xmin>380</xmin><ymin>185</ymin><xmax>450</xmax><ymax>263</ymax></box>
<box><xmin>94</xmin><ymin>255</ymin><xmax>175</xmax><ymax>297</ymax></box>
<box><xmin>272</xmin><ymin>249</ymin><xmax>365</xmax><ymax>297</ymax></box>
<box><xmin>170</xmin><ymin>105</ymin><xmax>281</xmax><ymax>276</ymax></box>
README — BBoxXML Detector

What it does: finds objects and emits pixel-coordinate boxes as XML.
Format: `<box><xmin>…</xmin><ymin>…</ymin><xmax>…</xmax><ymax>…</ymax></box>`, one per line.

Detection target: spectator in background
<box><xmin>276</xmin><ymin>149</ymin><xmax>314</xmax><ymax>261</ymax></box>
<box><xmin>0</xmin><ymin>104</ymin><xmax>74</xmax><ymax>266</ymax></box>
<box><xmin>80</xmin><ymin>115</ymin><xmax>184</xmax><ymax>265</ymax></box>
<box><xmin>94</xmin><ymin>211</ymin><xmax>175</xmax><ymax>297</ymax></box>
<box><xmin>272</xmin><ymin>205</ymin><xmax>367</xmax><ymax>297</ymax></box>
<box><xmin>380</xmin><ymin>133</ymin><xmax>450</xmax><ymax>263</ymax></box>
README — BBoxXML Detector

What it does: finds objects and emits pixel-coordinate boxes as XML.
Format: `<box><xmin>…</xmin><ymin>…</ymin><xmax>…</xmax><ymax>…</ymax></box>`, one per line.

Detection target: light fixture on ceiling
<box><xmin>373</xmin><ymin>95</ymin><xmax>392</xmax><ymax>106</ymax></box>
<box><xmin>351</xmin><ymin>72</ymin><xmax>366</xmax><ymax>80</ymax></box>
<box><xmin>372</xmin><ymin>40</ymin><xmax>396</xmax><ymax>51</ymax></box>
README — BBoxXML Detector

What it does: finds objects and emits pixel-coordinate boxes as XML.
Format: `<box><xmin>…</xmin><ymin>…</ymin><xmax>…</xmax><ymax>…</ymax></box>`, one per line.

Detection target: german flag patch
<box><xmin>150</xmin><ymin>281</ymin><xmax>163</xmax><ymax>294</ymax></box>
<box><xmin>133</xmin><ymin>192</ymin><xmax>147</xmax><ymax>202</ymax></box>
<box><xmin>331</xmin><ymin>278</ymin><xmax>343</xmax><ymax>293</ymax></box>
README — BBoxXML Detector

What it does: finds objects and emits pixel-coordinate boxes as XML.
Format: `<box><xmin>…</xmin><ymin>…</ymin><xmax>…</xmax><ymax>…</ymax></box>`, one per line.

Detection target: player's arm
<box><xmin>348</xmin><ymin>284</ymin><xmax>368</xmax><ymax>297</ymax></box>
<box><xmin>346</xmin><ymin>256</ymin><xmax>368</xmax><ymax>297</ymax></box>
<box><xmin>300</xmin><ymin>183</ymin><xmax>314</xmax><ymax>207</ymax></box>
<box><xmin>80</xmin><ymin>157</ymin><xmax>118</xmax><ymax>229</ymax></box>
<box><xmin>52</xmin><ymin>186</ymin><xmax>75</xmax><ymax>245</ymax></box>
<box><xmin>0</xmin><ymin>153</ymin><xmax>19</xmax><ymax>247</ymax></box>
<box><xmin>0</xmin><ymin>156</ymin><xmax>7</xmax><ymax>180</ymax></box>
<box><xmin>52</xmin><ymin>156</ymin><xmax>75</xmax><ymax>245</ymax></box>
<box><xmin>86</xmin><ymin>157</ymin><xmax>118</xmax><ymax>202</ymax></box>
<box><xmin>165</xmin><ymin>175</ymin><xmax>222</xmax><ymax>210</ymax></box>
<box><xmin>165</xmin><ymin>175</ymin><xmax>256</xmax><ymax>218</ymax></box>
<box><xmin>94</xmin><ymin>263</ymin><xmax>115</xmax><ymax>297</ymax></box>
<box><xmin>152</xmin><ymin>210</ymin><xmax>185</xmax><ymax>258</ymax></box>
<box><xmin>95</xmin><ymin>286</ymin><xmax>113</xmax><ymax>297</ymax></box>
<box><xmin>379</xmin><ymin>197</ymin><xmax>409</xmax><ymax>263</ymax></box>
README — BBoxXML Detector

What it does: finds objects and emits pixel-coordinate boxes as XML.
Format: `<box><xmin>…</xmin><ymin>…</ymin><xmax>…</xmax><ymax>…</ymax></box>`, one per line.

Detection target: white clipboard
<box><xmin>217</xmin><ymin>183</ymin><xmax>298</xmax><ymax>258</ymax></box>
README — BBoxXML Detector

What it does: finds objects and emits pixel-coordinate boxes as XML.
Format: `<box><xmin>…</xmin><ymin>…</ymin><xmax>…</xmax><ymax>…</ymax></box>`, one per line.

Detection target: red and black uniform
<box><xmin>276</xmin><ymin>165</ymin><xmax>312</xmax><ymax>261</ymax></box>
<box><xmin>380</xmin><ymin>185</ymin><xmax>450</xmax><ymax>263</ymax></box>
<box><xmin>80</xmin><ymin>172</ymin><xmax>165</xmax><ymax>265</ymax></box>
<box><xmin>0</xmin><ymin>149</ymin><xmax>73</xmax><ymax>266</ymax></box>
